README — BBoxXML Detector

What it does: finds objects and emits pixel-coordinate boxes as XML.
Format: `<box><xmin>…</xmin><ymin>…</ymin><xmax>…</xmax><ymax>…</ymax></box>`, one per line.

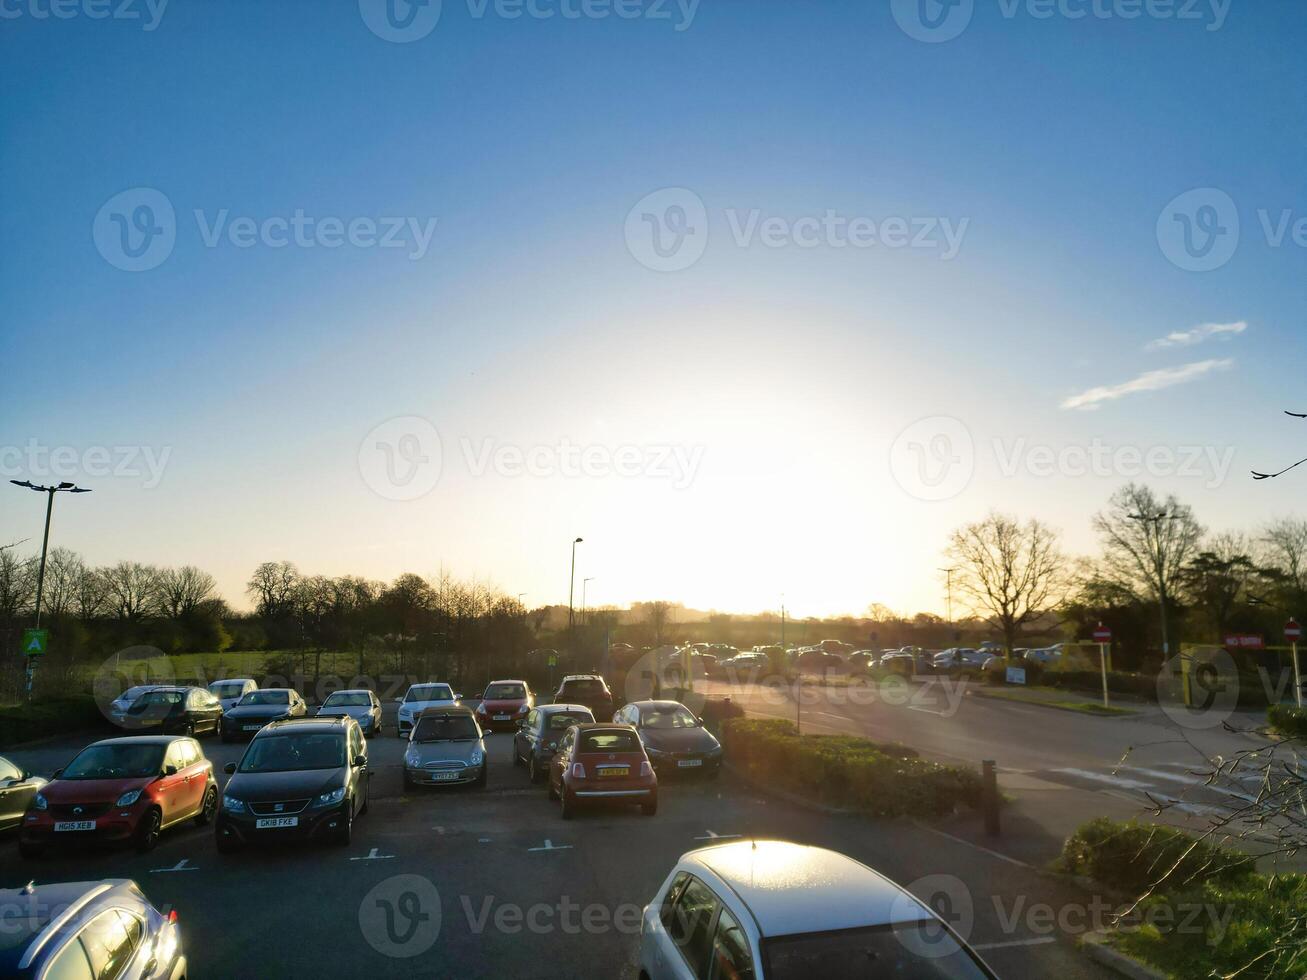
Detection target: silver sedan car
<box><xmin>315</xmin><ymin>689</ymin><xmax>383</xmax><ymax>737</ymax></box>
<box><xmin>403</xmin><ymin>707</ymin><xmax>487</xmax><ymax>789</ymax></box>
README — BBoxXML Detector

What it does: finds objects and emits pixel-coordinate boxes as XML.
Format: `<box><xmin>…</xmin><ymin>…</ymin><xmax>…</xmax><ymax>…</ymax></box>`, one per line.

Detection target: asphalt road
<box><xmin>0</xmin><ymin>720</ymin><xmax>1116</xmax><ymax>979</ymax></box>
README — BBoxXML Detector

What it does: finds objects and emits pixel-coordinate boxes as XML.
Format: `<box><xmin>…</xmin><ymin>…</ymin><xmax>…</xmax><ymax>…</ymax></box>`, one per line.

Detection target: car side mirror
<box><xmin>352</xmin><ymin>756</ymin><xmax>365</xmax><ymax>768</ymax></box>
<box><xmin>52</xmin><ymin>768</ymin><xmax>62</xmax><ymax>779</ymax></box>
<box><xmin>224</xmin><ymin>763</ymin><xmax>237</xmax><ymax>775</ymax></box>
<box><xmin>164</xmin><ymin>765</ymin><xmax>178</xmax><ymax>776</ymax></box>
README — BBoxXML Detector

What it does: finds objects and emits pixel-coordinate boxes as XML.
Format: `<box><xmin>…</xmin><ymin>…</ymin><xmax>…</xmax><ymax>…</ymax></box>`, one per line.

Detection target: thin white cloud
<box><xmin>1145</xmin><ymin>321</ymin><xmax>1247</xmax><ymax>351</ymax></box>
<box><xmin>1061</xmin><ymin>359</ymin><xmax>1234</xmax><ymax>411</ymax></box>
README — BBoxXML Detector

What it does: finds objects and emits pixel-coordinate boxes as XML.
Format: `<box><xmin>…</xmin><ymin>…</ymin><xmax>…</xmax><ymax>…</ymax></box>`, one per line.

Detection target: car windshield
<box><xmin>63</xmin><ymin>743</ymin><xmax>165</xmax><ymax>779</ymax></box>
<box><xmin>640</xmin><ymin>706</ymin><xmax>698</xmax><ymax>729</ymax></box>
<box><xmin>547</xmin><ymin>712</ymin><xmax>591</xmax><ymax>730</ymax></box>
<box><xmin>324</xmin><ymin>692</ymin><xmax>372</xmax><ymax>707</ymax></box>
<box><xmin>413</xmin><ymin>715</ymin><xmax>479</xmax><ymax>742</ymax></box>
<box><xmin>136</xmin><ymin>691</ymin><xmax>184</xmax><ymax>705</ymax></box>
<box><xmin>239</xmin><ymin>733</ymin><xmax>345</xmax><ymax>772</ymax></box>
<box><xmin>241</xmin><ymin>691</ymin><xmax>289</xmax><ymax>706</ymax></box>
<box><xmin>485</xmin><ymin>683</ymin><xmax>525</xmax><ymax>700</ymax></box>
<box><xmin>406</xmin><ymin>685</ymin><xmax>453</xmax><ymax>702</ymax></box>
<box><xmin>211</xmin><ymin>682</ymin><xmax>248</xmax><ymax>697</ymax></box>
<box><xmin>763</xmin><ymin>923</ymin><xmax>991</xmax><ymax>979</ymax></box>
<box><xmin>579</xmin><ymin>731</ymin><xmax>640</xmax><ymax>753</ymax></box>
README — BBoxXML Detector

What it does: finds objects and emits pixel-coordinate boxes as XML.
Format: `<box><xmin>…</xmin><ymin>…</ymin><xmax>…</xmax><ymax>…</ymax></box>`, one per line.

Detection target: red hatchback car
<box><xmin>20</xmin><ymin>735</ymin><xmax>218</xmax><ymax>858</ymax></box>
<box><xmin>475</xmin><ymin>679</ymin><xmax>534</xmax><ymax>733</ymax></box>
<box><xmin>548</xmin><ymin>723</ymin><xmax>658</xmax><ymax>818</ymax></box>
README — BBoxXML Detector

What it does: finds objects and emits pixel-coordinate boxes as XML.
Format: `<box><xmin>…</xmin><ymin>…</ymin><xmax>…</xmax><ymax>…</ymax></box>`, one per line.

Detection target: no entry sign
<box><xmin>1286</xmin><ymin>619</ymin><xmax>1302</xmax><ymax>642</ymax></box>
<box><xmin>1092</xmin><ymin>624</ymin><xmax>1112</xmax><ymax>643</ymax></box>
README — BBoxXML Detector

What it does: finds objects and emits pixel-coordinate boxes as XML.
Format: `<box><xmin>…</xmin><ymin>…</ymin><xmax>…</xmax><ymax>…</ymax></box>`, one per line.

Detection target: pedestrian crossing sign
<box><xmin>21</xmin><ymin>629</ymin><xmax>48</xmax><ymax>657</ymax></box>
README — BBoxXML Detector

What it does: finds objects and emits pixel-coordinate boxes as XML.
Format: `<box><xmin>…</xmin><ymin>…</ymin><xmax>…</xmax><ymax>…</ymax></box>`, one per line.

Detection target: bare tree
<box><xmin>636</xmin><ymin>600</ymin><xmax>674</xmax><ymax>646</ymax></box>
<box><xmin>1260</xmin><ymin>516</ymin><xmax>1307</xmax><ymax>601</ymax></box>
<box><xmin>0</xmin><ymin>545</ymin><xmax>36</xmax><ymax>624</ymax></box>
<box><xmin>945</xmin><ymin>513</ymin><xmax>1066</xmax><ymax>655</ymax></box>
<box><xmin>99</xmin><ymin>561</ymin><xmax>160</xmax><ymax>622</ymax></box>
<box><xmin>154</xmin><ymin>565</ymin><xmax>217</xmax><ymax>619</ymax></box>
<box><xmin>41</xmin><ymin>548</ymin><xmax>84</xmax><ymax>620</ymax></box>
<box><xmin>246</xmin><ymin>561</ymin><xmax>300</xmax><ymax>617</ymax></box>
<box><xmin>1092</xmin><ymin>484</ymin><xmax>1203</xmax><ymax>655</ymax></box>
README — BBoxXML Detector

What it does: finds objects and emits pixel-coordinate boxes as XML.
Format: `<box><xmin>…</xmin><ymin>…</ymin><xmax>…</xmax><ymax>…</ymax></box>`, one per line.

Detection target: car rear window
<box><xmin>579</xmin><ymin>731</ymin><xmax>639</xmax><ymax>753</ymax></box>
<box><xmin>546</xmin><ymin>712</ymin><xmax>591</xmax><ymax>730</ymax></box>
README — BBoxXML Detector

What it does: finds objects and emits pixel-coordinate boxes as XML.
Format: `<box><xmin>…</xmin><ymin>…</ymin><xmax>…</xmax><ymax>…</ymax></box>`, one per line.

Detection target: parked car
<box><xmin>122</xmin><ymin>686</ymin><xmax>223</xmax><ymax>738</ymax></box>
<box><xmin>614</xmin><ymin>701</ymin><xmax>722</xmax><ymax>777</ymax></box>
<box><xmin>396</xmin><ymin>682</ymin><xmax>461</xmax><ymax>738</ymax></box>
<box><xmin>793</xmin><ymin>649</ymin><xmax>847</xmax><ymax>675</ymax></box>
<box><xmin>513</xmin><ymin>703</ymin><xmax>595</xmax><ymax>783</ymax></box>
<box><xmin>315</xmin><ymin>689</ymin><xmax>383</xmax><ymax>737</ymax></box>
<box><xmin>880</xmin><ymin>648</ymin><xmax>932</xmax><ymax>677</ymax></box>
<box><xmin>1025</xmin><ymin>645</ymin><xmax>1064</xmax><ymax>665</ymax></box>
<box><xmin>20</xmin><ymin>736</ymin><xmax>218</xmax><ymax>857</ymax></box>
<box><xmin>639</xmin><ymin>840</ymin><xmax>997</xmax><ymax>979</ymax></box>
<box><xmin>402</xmin><ymin>706</ymin><xmax>488</xmax><ymax>789</ymax></box>
<box><xmin>548</xmin><ymin>723</ymin><xmax>657</xmax><ymax>818</ymax></box>
<box><xmin>847</xmin><ymin>649</ymin><xmax>878</xmax><ymax>670</ymax></box>
<box><xmin>932</xmin><ymin>648</ymin><xmax>989</xmax><ymax>673</ymax></box>
<box><xmin>475</xmin><ymin>679</ymin><xmax>534</xmax><ymax>732</ymax></box>
<box><xmin>216</xmin><ymin>715</ymin><xmax>369</xmax><ymax>851</ymax></box>
<box><xmin>107</xmin><ymin>684</ymin><xmax>168</xmax><ymax>728</ymax></box>
<box><xmin>208</xmin><ymin>677</ymin><xmax>257</xmax><ymax>712</ymax></box>
<box><xmin>553</xmin><ymin>674</ymin><xmax>614</xmax><ymax>718</ymax></box>
<box><xmin>0</xmin><ymin>755</ymin><xmax>46</xmax><ymax>831</ymax></box>
<box><xmin>0</xmin><ymin>879</ymin><xmax>186</xmax><ymax>980</ymax></box>
<box><xmin>220</xmin><ymin>688</ymin><xmax>308</xmax><ymax>742</ymax></box>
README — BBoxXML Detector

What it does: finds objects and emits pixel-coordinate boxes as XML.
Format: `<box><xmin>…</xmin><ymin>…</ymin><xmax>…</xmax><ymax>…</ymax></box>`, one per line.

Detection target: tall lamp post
<box><xmin>1128</xmin><ymin>509</ymin><xmax>1178</xmax><ymax>657</ymax></box>
<box><xmin>9</xmin><ymin>480</ymin><xmax>92</xmax><ymax>697</ymax></box>
<box><xmin>567</xmin><ymin>537</ymin><xmax>583</xmax><ymax>656</ymax></box>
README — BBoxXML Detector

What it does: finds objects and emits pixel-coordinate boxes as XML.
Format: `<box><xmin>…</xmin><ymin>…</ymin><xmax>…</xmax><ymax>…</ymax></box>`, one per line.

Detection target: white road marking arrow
<box><xmin>528</xmin><ymin>839</ymin><xmax>573</xmax><ymax>852</ymax></box>
<box><xmin>349</xmin><ymin>847</ymin><xmax>395</xmax><ymax>861</ymax></box>
<box><xmin>693</xmin><ymin>830</ymin><xmax>741</xmax><ymax>841</ymax></box>
<box><xmin>150</xmin><ymin>859</ymin><xmax>197</xmax><ymax>873</ymax></box>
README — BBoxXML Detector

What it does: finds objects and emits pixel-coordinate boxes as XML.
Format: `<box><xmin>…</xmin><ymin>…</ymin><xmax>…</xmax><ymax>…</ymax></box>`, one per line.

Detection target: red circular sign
<box><xmin>1092</xmin><ymin>625</ymin><xmax>1112</xmax><ymax>643</ymax></box>
<box><xmin>1286</xmin><ymin>619</ymin><xmax>1302</xmax><ymax>641</ymax></box>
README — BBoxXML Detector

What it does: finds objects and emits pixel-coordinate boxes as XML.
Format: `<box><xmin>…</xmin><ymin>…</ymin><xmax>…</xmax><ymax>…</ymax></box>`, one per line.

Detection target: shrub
<box><xmin>721</xmin><ymin>718</ymin><xmax>981</xmax><ymax>818</ymax></box>
<box><xmin>0</xmin><ymin>695</ymin><xmax>112</xmax><ymax>749</ymax></box>
<box><xmin>1062</xmin><ymin>817</ymin><xmax>1255</xmax><ymax>895</ymax></box>
<box><xmin>699</xmin><ymin>697</ymin><xmax>744</xmax><ymax>732</ymax></box>
<box><xmin>1268</xmin><ymin>704</ymin><xmax>1307</xmax><ymax>739</ymax></box>
<box><xmin>1042</xmin><ymin>669</ymin><xmax>1157</xmax><ymax>701</ymax></box>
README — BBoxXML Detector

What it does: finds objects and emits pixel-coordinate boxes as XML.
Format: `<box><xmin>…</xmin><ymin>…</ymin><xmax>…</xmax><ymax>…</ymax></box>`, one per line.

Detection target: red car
<box><xmin>475</xmin><ymin>679</ymin><xmax>534</xmax><ymax>733</ymax></box>
<box><xmin>20</xmin><ymin>735</ymin><xmax>218</xmax><ymax>858</ymax></box>
<box><xmin>548</xmin><ymin>723</ymin><xmax>658</xmax><ymax>818</ymax></box>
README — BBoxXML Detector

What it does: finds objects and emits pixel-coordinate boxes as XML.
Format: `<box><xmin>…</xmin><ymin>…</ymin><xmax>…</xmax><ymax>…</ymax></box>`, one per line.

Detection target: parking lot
<box><xmin>0</xmin><ymin>714</ymin><xmax>1115</xmax><ymax>979</ymax></box>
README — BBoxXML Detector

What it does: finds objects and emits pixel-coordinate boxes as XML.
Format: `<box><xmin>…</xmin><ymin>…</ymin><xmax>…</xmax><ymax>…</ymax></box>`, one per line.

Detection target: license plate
<box><xmin>431</xmin><ymin>772</ymin><xmax>461</xmax><ymax>782</ymax></box>
<box><xmin>243</xmin><ymin>724</ymin><xmax>262</xmax><ymax>731</ymax></box>
<box><xmin>255</xmin><ymin>816</ymin><xmax>298</xmax><ymax>829</ymax></box>
<box><xmin>678</xmin><ymin>759</ymin><xmax>703</xmax><ymax>768</ymax></box>
<box><xmin>598</xmin><ymin>766</ymin><xmax>629</xmax><ymax>777</ymax></box>
<box><xmin>54</xmin><ymin>821</ymin><xmax>95</xmax><ymax>832</ymax></box>
<box><xmin>493</xmin><ymin>714</ymin><xmax>509</xmax><ymax>721</ymax></box>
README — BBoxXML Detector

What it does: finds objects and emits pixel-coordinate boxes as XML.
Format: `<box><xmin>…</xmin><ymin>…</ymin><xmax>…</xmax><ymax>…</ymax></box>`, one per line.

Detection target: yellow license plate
<box><xmin>598</xmin><ymin>767</ymin><xmax>629</xmax><ymax>777</ymax></box>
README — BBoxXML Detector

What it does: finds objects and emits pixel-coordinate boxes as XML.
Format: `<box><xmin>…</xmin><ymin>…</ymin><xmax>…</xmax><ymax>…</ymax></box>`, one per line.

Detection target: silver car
<box><xmin>403</xmin><ymin>707</ymin><xmax>487</xmax><ymax>789</ymax></box>
<box><xmin>108</xmin><ymin>685</ymin><xmax>168</xmax><ymax>728</ymax></box>
<box><xmin>316</xmin><ymin>689</ymin><xmax>383</xmax><ymax>737</ymax></box>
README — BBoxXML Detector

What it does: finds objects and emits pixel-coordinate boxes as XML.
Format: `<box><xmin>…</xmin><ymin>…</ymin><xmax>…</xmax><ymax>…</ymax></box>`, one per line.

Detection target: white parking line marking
<box><xmin>350</xmin><ymin>847</ymin><xmax>395</xmax><ymax>861</ymax></box>
<box><xmin>906</xmin><ymin>705</ymin><xmax>947</xmax><ymax>716</ymax></box>
<box><xmin>528</xmin><ymin>839</ymin><xmax>573</xmax><ymax>852</ymax></box>
<box><xmin>694</xmin><ymin>830</ymin><xmax>741</xmax><ymax>841</ymax></box>
<box><xmin>150</xmin><ymin>859</ymin><xmax>197</xmax><ymax>874</ymax></box>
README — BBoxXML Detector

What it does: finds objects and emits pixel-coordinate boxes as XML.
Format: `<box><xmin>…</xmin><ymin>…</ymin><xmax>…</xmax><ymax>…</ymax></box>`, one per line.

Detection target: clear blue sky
<box><xmin>3</xmin><ymin>1</ymin><xmax>1306</xmax><ymax>617</ymax></box>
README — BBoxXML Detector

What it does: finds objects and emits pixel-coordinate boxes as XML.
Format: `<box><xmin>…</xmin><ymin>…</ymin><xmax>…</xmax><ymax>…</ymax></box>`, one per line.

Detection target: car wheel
<box><xmin>513</xmin><ymin>743</ymin><xmax>524</xmax><ymax>767</ymax></box>
<box><xmin>18</xmin><ymin>839</ymin><xmax>43</xmax><ymax>860</ymax></box>
<box><xmin>560</xmin><ymin>790</ymin><xmax>575</xmax><ymax>820</ymax></box>
<box><xmin>195</xmin><ymin>786</ymin><xmax>218</xmax><ymax>826</ymax></box>
<box><xmin>641</xmin><ymin>799</ymin><xmax>658</xmax><ymax>817</ymax></box>
<box><xmin>529</xmin><ymin>755</ymin><xmax>542</xmax><ymax>784</ymax></box>
<box><xmin>359</xmin><ymin>785</ymin><xmax>369</xmax><ymax>816</ymax></box>
<box><xmin>183</xmin><ymin>720</ymin><xmax>196</xmax><ymax>737</ymax></box>
<box><xmin>335</xmin><ymin>803</ymin><xmax>353</xmax><ymax>846</ymax></box>
<box><xmin>135</xmin><ymin>807</ymin><xmax>163</xmax><ymax>853</ymax></box>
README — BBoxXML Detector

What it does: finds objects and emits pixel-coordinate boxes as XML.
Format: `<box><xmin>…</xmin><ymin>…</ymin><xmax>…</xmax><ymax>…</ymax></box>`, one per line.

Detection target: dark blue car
<box><xmin>0</xmin><ymin>879</ymin><xmax>186</xmax><ymax>980</ymax></box>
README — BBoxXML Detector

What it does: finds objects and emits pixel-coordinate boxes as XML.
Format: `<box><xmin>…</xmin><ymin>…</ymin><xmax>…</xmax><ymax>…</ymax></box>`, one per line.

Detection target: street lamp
<box><xmin>582</xmin><ymin>577</ymin><xmax>595</xmax><ymax>626</ymax></box>
<box><xmin>567</xmin><ymin>537</ymin><xmax>583</xmax><ymax>634</ymax></box>
<box><xmin>9</xmin><ymin>480</ymin><xmax>91</xmax><ymax>697</ymax></box>
<box><xmin>1128</xmin><ymin>509</ymin><xmax>1178</xmax><ymax>656</ymax></box>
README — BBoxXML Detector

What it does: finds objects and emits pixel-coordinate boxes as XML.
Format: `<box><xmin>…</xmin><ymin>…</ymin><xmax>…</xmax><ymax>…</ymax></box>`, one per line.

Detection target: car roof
<box><xmin>485</xmin><ymin>679</ymin><xmax>527</xmax><ymax>686</ymax></box>
<box><xmin>408</xmin><ymin>682</ymin><xmax>453</xmax><ymax>689</ymax></box>
<box><xmin>627</xmin><ymin>700</ymin><xmax>690</xmax><ymax>711</ymax></box>
<box><xmin>539</xmin><ymin>703</ymin><xmax>592</xmax><ymax>714</ymax></box>
<box><xmin>685</xmin><ymin>841</ymin><xmax>926</xmax><ymax>936</ymax></box>
<box><xmin>133</xmin><ymin>685</ymin><xmax>200</xmax><ymax>694</ymax></box>
<box><xmin>211</xmin><ymin>677</ymin><xmax>255</xmax><ymax>685</ymax></box>
<box><xmin>87</xmin><ymin>735</ymin><xmax>185</xmax><ymax>747</ymax></box>
<box><xmin>0</xmin><ymin>880</ymin><xmax>136</xmax><ymax>972</ymax></box>
<box><xmin>415</xmin><ymin>705</ymin><xmax>475</xmax><ymax>718</ymax></box>
<box><xmin>325</xmin><ymin>689</ymin><xmax>375</xmax><ymax>696</ymax></box>
<box><xmin>263</xmin><ymin>717</ymin><xmax>351</xmax><ymax>734</ymax></box>
<box><xmin>570</xmin><ymin>722</ymin><xmax>636</xmax><ymax>733</ymax></box>
<box><xmin>560</xmin><ymin>674</ymin><xmax>602</xmax><ymax>681</ymax></box>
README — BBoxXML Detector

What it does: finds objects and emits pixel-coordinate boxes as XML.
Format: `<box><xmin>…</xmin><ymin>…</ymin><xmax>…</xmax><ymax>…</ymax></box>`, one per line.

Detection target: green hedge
<box><xmin>1064</xmin><ymin>818</ymin><xmax>1305</xmax><ymax>979</ymax></box>
<box><xmin>1042</xmin><ymin>669</ymin><xmax>1157</xmax><ymax>701</ymax></box>
<box><xmin>1268</xmin><ymin>704</ymin><xmax>1307</xmax><ymax>739</ymax></box>
<box><xmin>0</xmin><ymin>695</ymin><xmax>112</xmax><ymax>749</ymax></box>
<box><xmin>721</xmin><ymin>718</ymin><xmax>981</xmax><ymax>818</ymax></box>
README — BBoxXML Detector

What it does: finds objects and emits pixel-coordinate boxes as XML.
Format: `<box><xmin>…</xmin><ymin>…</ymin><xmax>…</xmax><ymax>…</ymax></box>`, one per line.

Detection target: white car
<box><xmin>208</xmin><ymin>677</ymin><xmax>258</xmax><ymax>712</ymax></box>
<box><xmin>639</xmin><ymin>840</ymin><xmax>996</xmax><ymax>979</ymax></box>
<box><xmin>396</xmin><ymin>682</ymin><xmax>461</xmax><ymax>738</ymax></box>
<box><xmin>316</xmin><ymin>688</ymin><xmax>383</xmax><ymax>736</ymax></box>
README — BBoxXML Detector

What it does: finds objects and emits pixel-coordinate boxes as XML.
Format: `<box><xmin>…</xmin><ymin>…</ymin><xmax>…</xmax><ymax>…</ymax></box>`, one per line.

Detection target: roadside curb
<box><xmin>722</xmin><ymin>759</ymin><xmax>856</xmax><ymax>816</ymax></box>
<box><xmin>1080</xmin><ymin>931</ymin><xmax>1167</xmax><ymax>980</ymax></box>
<box><xmin>969</xmin><ymin>689</ymin><xmax>1137</xmax><ymax>717</ymax></box>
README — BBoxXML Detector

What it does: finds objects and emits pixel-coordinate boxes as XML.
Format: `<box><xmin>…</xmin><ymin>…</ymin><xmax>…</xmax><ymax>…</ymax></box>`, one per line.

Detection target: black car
<box><xmin>123</xmin><ymin>686</ymin><xmax>223</xmax><ymax>737</ymax></box>
<box><xmin>220</xmin><ymin>688</ymin><xmax>308</xmax><ymax>741</ymax></box>
<box><xmin>552</xmin><ymin>675</ymin><xmax>614</xmax><ymax>718</ymax></box>
<box><xmin>216</xmin><ymin>716</ymin><xmax>370</xmax><ymax>852</ymax></box>
<box><xmin>612</xmin><ymin>700</ymin><xmax>722</xmax><ymax>776</ymax></box>
<box><xmin>512</xmin><ymin>703</ymin><xmax>595</xmax><ymax>783</ymax></box>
